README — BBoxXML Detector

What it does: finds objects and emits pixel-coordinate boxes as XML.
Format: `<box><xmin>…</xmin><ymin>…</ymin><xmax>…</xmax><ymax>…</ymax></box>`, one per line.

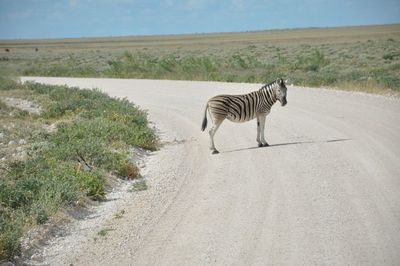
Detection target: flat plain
<box><xmin>1</xmin><ymin>24</ymin><xmax>400</xmax><ymax>92</ymax></box>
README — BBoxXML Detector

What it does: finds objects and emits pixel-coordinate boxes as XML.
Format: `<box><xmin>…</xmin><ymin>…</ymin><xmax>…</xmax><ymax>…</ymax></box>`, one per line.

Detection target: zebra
<box><xmin>201</xmin><ymin>78</ymin><xmax>288</xmax><ymax>154</ymax></box>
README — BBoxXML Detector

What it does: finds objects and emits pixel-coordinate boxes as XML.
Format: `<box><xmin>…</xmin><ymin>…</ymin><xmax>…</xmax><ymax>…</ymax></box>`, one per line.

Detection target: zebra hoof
<box><xmin>212</xmin><ymin>150</ymin><xmax>219</xmax><ymax>154</ymax></box>
<box><xmin>258</xmin><ymin>143</ymin><xmax>263</xmax><ymax>147</ymax></box>
<box><xmin>263</xmin><ymin>143</ymin><xmax>269</xmax><ymax>147</ymax></box>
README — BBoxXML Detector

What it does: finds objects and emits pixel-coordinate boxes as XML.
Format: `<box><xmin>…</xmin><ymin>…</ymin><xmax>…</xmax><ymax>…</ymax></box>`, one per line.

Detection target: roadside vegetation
<box><xmin>1</xmin><ymin>25</ymin><xmax>399</xmax><ymax>93</ymax></box>
<box><xmin>0</xmin><ymin>75</ymin><xmax>158</xmax><ymax>261</ymax></box>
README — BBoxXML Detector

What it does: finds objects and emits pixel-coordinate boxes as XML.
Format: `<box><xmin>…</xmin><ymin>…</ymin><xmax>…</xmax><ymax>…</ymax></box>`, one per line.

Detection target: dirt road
<box><xmin>22</xmin><ymin>77</ymin><xmax>400</xmax><ymax>265</ymax></box>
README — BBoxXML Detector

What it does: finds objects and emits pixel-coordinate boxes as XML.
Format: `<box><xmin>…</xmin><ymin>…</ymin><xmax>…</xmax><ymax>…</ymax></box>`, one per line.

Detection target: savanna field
<box><xmin>0</xmin><ymin>24</ymin><xmax>400</xmax><ymax>261</ymax></box>
<box><xmin>1</xmin><ymin>24</ymin><xmax>400</xmax><ymax>92</ymax></box>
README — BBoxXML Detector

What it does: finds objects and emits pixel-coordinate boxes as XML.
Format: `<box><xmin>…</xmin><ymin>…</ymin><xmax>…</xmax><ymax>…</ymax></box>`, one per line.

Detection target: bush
<box><xmin>117</xmin><ymin>160</ymin><xmax>140</xmax><ymax>179</ymax></box>
<box><xmin>383</xmin><ymin>53</ymin><xmax>394</xmax><ymax>60</ymax></box>
<box><xmin>292</xmin><ymin>49</ymin><xmax>330</xmax><ymax>72</ymax></box>
<box><xmin>0</xmin><ymin>223</ymin><xmax>22</xmax><ymax>260</ymax></box>
<box><xmin>77</xmin><ymin>170</ymin><xmax>106</xmax><ymax>200</ymax></box>
<box><xmin>0</xmin><ymin>74</ymin><xmax>23</xmax><ymax>91</ymax></box>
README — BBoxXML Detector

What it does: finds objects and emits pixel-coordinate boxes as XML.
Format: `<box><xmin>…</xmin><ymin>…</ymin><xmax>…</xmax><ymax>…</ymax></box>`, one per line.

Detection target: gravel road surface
<box><xmin>21</xmin><ymin>77</ymin><xmax>400</xmax><ymax>266</ymax></box>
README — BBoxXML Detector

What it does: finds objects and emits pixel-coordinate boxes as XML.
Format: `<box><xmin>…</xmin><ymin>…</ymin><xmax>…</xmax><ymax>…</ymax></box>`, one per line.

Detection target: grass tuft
<box><xmin>130</xmin><ymin>179</ymin><xmax>148</xmax><ymax>192</ymax></box>
<box><xmin>113</xmin><ymin>209</ymin><xmax>125</xmax><ymax>219</ymax></box>
<box><xmin>97</xmin><ymin>228</ymin><xmax>114</xmax><ymax>237</ymax></box>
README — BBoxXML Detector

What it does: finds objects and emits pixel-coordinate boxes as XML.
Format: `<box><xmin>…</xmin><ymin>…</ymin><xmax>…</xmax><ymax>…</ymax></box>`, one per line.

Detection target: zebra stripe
<box><xmin>201</xmin><ymin>78</ymin><xmax>287</xmax><ymax>154</ymax></box>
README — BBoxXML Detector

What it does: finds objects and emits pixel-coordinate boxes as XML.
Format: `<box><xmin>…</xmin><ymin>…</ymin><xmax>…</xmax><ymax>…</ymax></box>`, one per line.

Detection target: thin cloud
<box><xmin>231</xmin><ymin>0</ymin><xmax>245</xmax><ymax>11</ymax></box>
<box><xmin>69</xmin><ymin>0</ymin><xmax>78</xmax><ymax>8</ymax></box>
<box><xmin>185</xmin><ymin>0</ymin><xmax>213</xmax><ymax>10</ymax></box>
<box><xmin>5</xmin><ymin>9</ymin><xmax>34</xmax><ymax>20</ymax></box>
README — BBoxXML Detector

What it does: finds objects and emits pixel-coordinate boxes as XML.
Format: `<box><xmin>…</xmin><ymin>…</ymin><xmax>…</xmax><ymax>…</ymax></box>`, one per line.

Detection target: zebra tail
<box><xmin>201</xmin><ymin>104</ymin><xmax>208</xmax><ymax>131</ymax></box>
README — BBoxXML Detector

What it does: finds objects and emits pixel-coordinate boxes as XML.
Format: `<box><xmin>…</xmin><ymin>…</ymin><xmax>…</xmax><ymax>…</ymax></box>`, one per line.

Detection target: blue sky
<box><xmin>0</xmin><ymin>0</ymin><xmax>399</xmax><ymax>39</ymax></box>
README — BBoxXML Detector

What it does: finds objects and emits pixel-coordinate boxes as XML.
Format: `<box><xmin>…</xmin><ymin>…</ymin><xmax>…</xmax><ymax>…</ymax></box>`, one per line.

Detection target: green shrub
<box><xmin>130</xmin><ymin>179</ymin><xmax>148</xmax><ymax>192</ymax></box>
<box><xmin>0</xmin><ymin>182</ymin><xmax>31</xmax><ymax>209</ymax></box>
<box><xmin>77</xmin><ymin>170</ymin><xmax>106</xmax><ymax>200</ymax></box>
<box><xmin>292</xmin><ymin>49</ymin><xmax>329</xmax><ymax>72</ymax></box>
<box><xmin>117</xmin><ymin>160</ymin><xmax>140</xmax><ymax>179</ymax></box>
<box><xmin>0</xmin><ymin>223</ymin><xmax>23</xmax><ymax>260</ymax></box>
<box><xmin>0</xmin><ymin>74</ymin><xmax>22</xmax><ymax>91</ymax></box>
<box><xmin>383</xmin><ymin>53</ymin><xmax>394</xmax><ymax>60</ymax></box>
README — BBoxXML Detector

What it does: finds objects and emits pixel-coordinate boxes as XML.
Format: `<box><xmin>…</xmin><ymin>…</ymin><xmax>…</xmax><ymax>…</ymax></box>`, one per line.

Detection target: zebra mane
<box><xmin>260</xmin><ymin>79</ymin><xmax>279</xmax><ymax>91</ymax></box>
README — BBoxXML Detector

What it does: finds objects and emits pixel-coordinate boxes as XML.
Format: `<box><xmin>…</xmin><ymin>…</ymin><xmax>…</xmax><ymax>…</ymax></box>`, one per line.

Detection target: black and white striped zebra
<box><xmin>201</xmin><ymin>78</ymin><xmax>288</xmax><ymax>154</ymax></box>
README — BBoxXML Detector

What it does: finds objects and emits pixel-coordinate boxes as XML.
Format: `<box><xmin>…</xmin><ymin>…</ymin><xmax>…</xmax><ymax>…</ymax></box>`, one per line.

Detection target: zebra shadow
<box><xmin>222</xmin><ymin>138</ymin><xmax>351</xmax><ymax>154</ymax></box>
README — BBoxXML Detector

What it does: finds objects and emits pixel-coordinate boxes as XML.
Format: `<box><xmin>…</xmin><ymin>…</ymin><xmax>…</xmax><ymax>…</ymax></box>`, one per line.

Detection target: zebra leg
<box><xmin>209</xmin><ymin>119</ymin><xmax>224</xmax><ymax>154</ymax></box>
<box><xmin>259</xmin><ymin>114</ymin><xmax>269</xmax><ymax>146</ymax></box>
<box><xmin>256</xmin><ymin>116</ymin><xmax>262</xmax><ymax>147</ymax></box>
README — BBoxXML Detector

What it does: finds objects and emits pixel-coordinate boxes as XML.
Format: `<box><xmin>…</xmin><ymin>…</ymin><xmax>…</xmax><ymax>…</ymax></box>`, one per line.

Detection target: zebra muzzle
<box><xmin>281</xmin><ymin>97</ymin><xmax>287</xmax><ymax>106</ymax></box>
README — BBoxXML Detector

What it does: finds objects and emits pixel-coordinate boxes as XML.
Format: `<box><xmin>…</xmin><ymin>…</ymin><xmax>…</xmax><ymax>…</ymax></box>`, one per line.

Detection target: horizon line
<box><xmin>1</xmin><ymin>23</ymin><xmax>399</xmax><ymax>42</ymax></box>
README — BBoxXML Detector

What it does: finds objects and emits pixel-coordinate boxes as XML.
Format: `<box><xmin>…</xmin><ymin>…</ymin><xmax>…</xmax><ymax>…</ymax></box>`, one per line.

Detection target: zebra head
<box><xmin>275</xmin><ymin>78</ymin><xmax>287</xmax><ymax>106</ymax></box>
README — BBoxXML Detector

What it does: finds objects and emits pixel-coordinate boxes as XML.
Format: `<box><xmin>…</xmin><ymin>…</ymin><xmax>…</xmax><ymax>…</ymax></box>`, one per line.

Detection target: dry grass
<box><xmin>1</xmin><ymin>24</ymin><xmax>399</xmax><ymax>93</ymax></box>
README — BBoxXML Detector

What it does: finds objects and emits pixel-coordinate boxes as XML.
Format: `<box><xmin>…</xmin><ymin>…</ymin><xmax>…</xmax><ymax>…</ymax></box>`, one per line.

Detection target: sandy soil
<box><xmin>20</xmin><ymin>77</ymin><xmax>400</xmax><ymax>265</ymax></box>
